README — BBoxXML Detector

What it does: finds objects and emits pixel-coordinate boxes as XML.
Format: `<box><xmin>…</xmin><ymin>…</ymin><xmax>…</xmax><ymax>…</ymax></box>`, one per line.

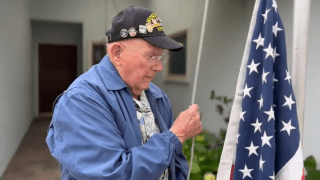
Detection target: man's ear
<box><xmin>108</xmin><ymin>43</ymin><xmax>123</xmax><ymax>66</ymax></box>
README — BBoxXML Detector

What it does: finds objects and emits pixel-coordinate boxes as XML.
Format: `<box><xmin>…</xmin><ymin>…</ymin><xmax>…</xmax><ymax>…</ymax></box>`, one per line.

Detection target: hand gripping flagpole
<box><xmin>187</xmin><ymin>0</ymin><xmax>209</xmax><ymax>179</ymax></box>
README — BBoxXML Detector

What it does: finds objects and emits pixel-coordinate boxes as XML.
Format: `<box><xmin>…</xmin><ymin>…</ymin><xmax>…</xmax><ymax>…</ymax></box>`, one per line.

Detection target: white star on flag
<box><xmin>262</xmin><ymin>68</ymin><xmax>270</xmax><ymax>84</ymax></box>
<box><xmin>239</xmin><ymin>165</ymin><xmax>254</xmax><ymax>179</ymax></box>
<box><xmin>269</xmin><ymin>172</ymin><xmax>275</xmax><ymax>179</ymax></box>
<box><xmin>240</xmin><ymin>108</ymin><xmax>246</xmax><ymax>122</ymax></box>
<box><xmin>253</xmin><ymin>33</ymin><xmax>265</xmax><ymax>50</ymax></box>
<box><xmin>281</xmin><ymin>120</ymin><xmax>296</xmax><ymax>136</ymax></box>
<box><xmin>273</xmin><ymin>22</ymin><xmax>283</xmax><ymax>37</ymax></box>
<box><xmin>260</xmin><ymin>155</ymin><xmax>266</xmax><ymax>171</ymax></box>
<box><xmin>283</xmin><ymin>94</ymin><xmax>295</xmax><ymax>110</ymax></box>
<box><xmin>284</xmin><ymin>70</ymin><xmax>291</xmax><ymax>84</ymax></box>
<box><xmin>245</xmin><ymin>141</ymin><xmax>259</xmax><ymax>157</ymax></box>
<box><xmin>273</xmin><ymin>73</ymin><xmax>278</xmax><ymax>83</ymax></box>
<box><xmin>243</xmin><ymin>84</ymin><xmax>253</xmax><ymax>98</ymax></box>
<box><xmin>272</xmin><ymin>0</ymin><xmax>278</xmax><ymax>13</ymax></box>
<box><xmin>262</xmin><ymin>8</ymin><xmax>271</xmax><ymax>24</ymax></box>
<box><xmin>251</xmin><ymin>118</ymin><xmax>262</xmax><ymax>133</ymax></box>
<box><xmin>261</xmin><ymin>131</ymin><xmax>273</xmax><ymax>147</ymax></box>
<box><xmin>247</xmin><ymin>59</ymin><xmax>260</xmax><ymax>75</ymax></box>
<box><xmin>273</xmin><ymin>47</ymin><xmax>280</xmax><ymax>62</ymax></box>
<box><xmin>264</xmin><ymin>106</ymin><xmax>275</xmax><ymax>122</ymax></box>
<box><xmin>263</xmin><ymin>43</ymin><xmax>274</xmax><ymax>59</ymax></box>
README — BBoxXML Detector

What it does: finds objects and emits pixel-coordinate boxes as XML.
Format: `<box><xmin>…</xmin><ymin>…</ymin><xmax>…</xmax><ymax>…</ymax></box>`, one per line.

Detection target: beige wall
<box><xmin>0</xmin><ymin>0</ymin><xmax>33</xmax><ymax>177</ymax></box>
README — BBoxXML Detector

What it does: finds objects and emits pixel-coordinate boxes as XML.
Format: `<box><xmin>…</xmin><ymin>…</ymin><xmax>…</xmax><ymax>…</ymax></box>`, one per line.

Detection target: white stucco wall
<box><xmin>0</xmin><ymin>0</ymin><xmax>33</xmax><ymax>177</ymax></box>
<box><xmin>303</xmin><ymin>0</ymin><xmax>320</xmax><ymax>168</ymax></box>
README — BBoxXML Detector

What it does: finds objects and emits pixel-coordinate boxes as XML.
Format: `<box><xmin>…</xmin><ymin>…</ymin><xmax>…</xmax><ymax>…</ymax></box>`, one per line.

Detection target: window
<box><xmin>163</xmin><ymin>29</ymin><xmax>189</xmax><ymax>83</ymax></box>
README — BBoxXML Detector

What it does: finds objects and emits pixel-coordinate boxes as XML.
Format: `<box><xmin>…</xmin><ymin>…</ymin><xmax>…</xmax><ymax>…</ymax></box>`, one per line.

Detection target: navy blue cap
<box><xmin>106</xmin><ymin>6</ymin><xmax>183</xmax><ymax>51</ymax></box>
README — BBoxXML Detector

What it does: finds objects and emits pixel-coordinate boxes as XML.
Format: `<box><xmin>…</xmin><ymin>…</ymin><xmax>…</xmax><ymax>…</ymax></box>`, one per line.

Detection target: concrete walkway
<box><xmin>1</xmin><ymin>117</ymin><xmax>60</xmax><ymax>180</ymax></box>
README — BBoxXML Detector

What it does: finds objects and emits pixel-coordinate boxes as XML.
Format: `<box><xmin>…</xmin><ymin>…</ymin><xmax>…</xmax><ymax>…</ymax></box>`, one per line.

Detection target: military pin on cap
<box><xmin>139</xmin><ymin>25</ymin><xmax>147</xmax><ymax>34</ymax></box>
<box><xmin>120</xmin><ymin>29</ymin><xmax>128</xmax><ymax>38</ymax></box>
<box><xmin>128</xmin><ymin>27</ymin><xmax>137</xmax><ymax>37</ymax></box>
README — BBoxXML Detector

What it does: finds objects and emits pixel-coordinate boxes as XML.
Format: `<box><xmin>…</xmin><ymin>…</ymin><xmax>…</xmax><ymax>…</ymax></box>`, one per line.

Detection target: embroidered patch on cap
<box><xmin>139</xmin><ymin>25</ymin><xmax>147</xmax><ymax>34</ymax></box>
<box><xmin>145</xmin><ymin>13</ymin><xmax>164</xmax><ymax>33</ymax></box>
<box><xmin>120</xmin><ymin>29</ymin><xmax>128</xmax><ymax>38</ymax></box>
<box><xmin>128</xmin><ymin>27</ymin><xmax>137</xmax><ymax>37</ymax></box>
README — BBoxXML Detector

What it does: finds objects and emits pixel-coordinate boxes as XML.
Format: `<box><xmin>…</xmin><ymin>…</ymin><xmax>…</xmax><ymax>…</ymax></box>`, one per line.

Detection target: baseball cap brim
<box><xmin>143</xmin><ymin>35</ymin><xmax>184</xmax><ymax>51</ymax></box>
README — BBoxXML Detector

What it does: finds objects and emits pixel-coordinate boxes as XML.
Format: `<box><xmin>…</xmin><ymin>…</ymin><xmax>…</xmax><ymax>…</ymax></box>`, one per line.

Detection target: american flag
<box><xmin>217</xmin><ymin>0</ymin><xmax>304</xmax><ymax>179</ymax></box>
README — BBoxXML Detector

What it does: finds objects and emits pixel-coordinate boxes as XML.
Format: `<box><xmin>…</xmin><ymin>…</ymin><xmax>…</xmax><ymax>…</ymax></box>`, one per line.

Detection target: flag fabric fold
<box><xmin>217</xmin><ymin>0</ymin><xmax>304</xmax><ymax>179</ymax></box>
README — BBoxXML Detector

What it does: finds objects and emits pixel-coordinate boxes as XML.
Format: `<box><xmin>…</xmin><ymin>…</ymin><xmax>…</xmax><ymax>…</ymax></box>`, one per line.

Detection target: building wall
<box><xmin>303</xmin><ymin>0</ymin><xmax>320</xmax><ymax>169</ymax></box>
<box><xmin>0</xmin><ymin>0</ymin><xmax>33</xmax><ymax>177</ymax></box>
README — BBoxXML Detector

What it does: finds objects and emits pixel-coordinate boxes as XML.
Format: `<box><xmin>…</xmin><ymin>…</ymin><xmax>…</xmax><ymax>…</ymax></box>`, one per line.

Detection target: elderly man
<box><xmin>46</xmin><ymin>6</ymin><xmax>202</xmax><ymax>180</ymax></box>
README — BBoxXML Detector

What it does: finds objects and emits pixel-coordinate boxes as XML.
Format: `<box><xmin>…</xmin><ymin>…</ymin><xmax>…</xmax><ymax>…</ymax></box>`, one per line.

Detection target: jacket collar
<box><xmin>97</xmin><ymin>55</ymin><xmax>164</xmax><ymax>99</ymax></box>
<box><xmin>98</xmin><ymin>55</ymin><xmax>128</xmax><ymax>90</ymax></box>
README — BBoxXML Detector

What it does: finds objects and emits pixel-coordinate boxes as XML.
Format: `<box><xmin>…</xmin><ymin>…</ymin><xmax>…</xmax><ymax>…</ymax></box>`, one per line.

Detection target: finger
<box><xmin>189</xmin><ymin>104</ymin><xmax>199</xmax><ymax>112</ymax></box>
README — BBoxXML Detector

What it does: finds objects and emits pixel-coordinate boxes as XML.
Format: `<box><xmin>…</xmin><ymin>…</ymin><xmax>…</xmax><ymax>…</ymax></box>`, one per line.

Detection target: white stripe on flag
<box><xmin>276</xmin><ymin>145</ymin><xmax>304</xmax><ymax>180</ymax></box>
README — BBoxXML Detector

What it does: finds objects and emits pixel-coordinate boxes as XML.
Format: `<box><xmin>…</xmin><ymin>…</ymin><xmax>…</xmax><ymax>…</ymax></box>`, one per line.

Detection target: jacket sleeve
<box><xmin>161</xmin><ymin>92</ymin><xmax>189</xmax><ymax>180</ymax></box>
<box><xmin>46</xmin><ymin>92</ymin><xmax>182</xmax><ymax>180</ymax></box>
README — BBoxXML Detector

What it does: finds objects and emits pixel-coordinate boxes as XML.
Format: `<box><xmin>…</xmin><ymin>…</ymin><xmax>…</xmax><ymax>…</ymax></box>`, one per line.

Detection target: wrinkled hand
<box><xmin>170</xmin><ymin>104</ymin><xmax>202</xmax><ymax>144</ymax></box>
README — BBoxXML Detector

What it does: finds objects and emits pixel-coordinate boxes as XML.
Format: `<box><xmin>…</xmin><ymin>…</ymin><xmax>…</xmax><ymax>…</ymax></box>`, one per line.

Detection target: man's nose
<box><xmin>152</xmin><ymin>60</ymin><xmax>163</xmax><ymax>72</ymax></box>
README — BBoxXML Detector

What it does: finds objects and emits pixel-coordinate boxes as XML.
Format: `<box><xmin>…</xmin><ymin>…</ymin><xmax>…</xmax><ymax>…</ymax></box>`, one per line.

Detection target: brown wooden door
<box><xmin>38</xmin><ymin>44</ymin><xmax>77</xmax><ymax>113</ymax></box>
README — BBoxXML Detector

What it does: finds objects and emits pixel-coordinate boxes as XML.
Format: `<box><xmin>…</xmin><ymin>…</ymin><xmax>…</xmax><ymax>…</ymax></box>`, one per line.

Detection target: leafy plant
<box><xmin>304</xmin><ymin>156</ymin><xmax>320</xmax><ymax>180</ymax></box>
<box><xmin>182</xmin><ymin>90</ymin><xmax>232</xmax><ymax>179</ymax></box>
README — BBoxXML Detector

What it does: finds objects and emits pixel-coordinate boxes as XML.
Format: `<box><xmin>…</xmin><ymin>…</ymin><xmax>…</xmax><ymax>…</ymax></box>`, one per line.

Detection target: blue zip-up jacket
<box><xmin>46</xmin><ymin>55</ymin><xmax>189</xmax><ymax>180</ymax></box>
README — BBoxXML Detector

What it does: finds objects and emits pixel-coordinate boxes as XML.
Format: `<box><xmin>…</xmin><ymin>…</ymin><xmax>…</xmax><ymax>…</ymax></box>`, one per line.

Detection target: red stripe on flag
<box><xmin>230</xmin><ymin>165</ymin><xmax>234</xmax><ymax>180</ymax></box>
<box><xmin>301</xmin><ymin>168</ymin><xmax>305</xmax><ymax>180</ymax></box>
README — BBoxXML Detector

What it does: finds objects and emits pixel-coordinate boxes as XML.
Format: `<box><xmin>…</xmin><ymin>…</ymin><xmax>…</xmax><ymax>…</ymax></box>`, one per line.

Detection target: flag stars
<box><xmin>261</xmin><ymin>131</ymin><xmax>273</xmax><ymax>147</ymax></box>
<box><xmin>273</xmin><ymin>73</ymin><xmax>278</xmax><ymax>83</ymax></box>
<box><xmin>239</xmin><ymin>164</ymin><xmax>254</xmax><ymax>179</ymax></box>
<box><xmin>253</xmin><ymin>33</ymin><xmax>265</xmax><ymax>50</ymax></box>
<box><xmin>262</xmin><ymin>68</ymin><xmax>270</xmax><ymax>84</ymax></box>
<box><xmin>272</xmin><ymin>0</ymin><xmax>278</xmax><ymax>13</ymax></box>
<box><xmin>251</xmin><ymin>118</ymin><xmax>262</xmax><ymax>133</ymax></box>
<box><xmin>262</xmin><ymin>8</ymin><xmax>271</xmax><ymax>24</ymax></box>
<box><xmin>257</xmin><ymin>95</ymin><xmax>264</xmax><ymax>110</ymax></box>
<box><xmin>273</xmin><ymin>47</ymin><xmax>280</xmax><ymax>62</ymax></box>
<box><xmin>284</xmin><ymin>70</ymin><xmax>292</xmax><ymax>84</ymax></box>
<box><xmin>240</xmin><ymin>108</ymin><xmax>247</xmax><ymax>122</ymax></box>
<box><xmin>281</xmin><ymin>119</ymin><xmax>296</xmax><ymax>136</ymax></box>
<box><xmin>243</xmin><ymin>84</ymin><xmax>253</xmax><ymax>99</ymax></box>
<box><xmin>247</xmin><ymin>59</ymin><xmax>260</xmax><ymax>75</ymax></box>
<box><xmin>283</xmin><ymin>94</ymin><xmax>296</xmax><ymax>110</ymax></box>
<box><xmin>269</xmin><ymin>172</ymin><xmax>275</xmax><ymax>179</ymax></box>
<box><xmin>264</xmin><ymin>106</ymin><xmax>275</xmax><ymax>122</ymax></box>
<box><xmin>263</xmin><ymin>43</ymin><xmax>274</xmax><ymax>59</ymax></box>
<box><xmin>245</xmin><ymin>141</ymin><xmax>259</xmax><ymax>157</ymax></box>
<box><xmin>273</xmin><ymin>22</ymin><xmax>283</xmax><ymax>37</ymax></box>
<box><xmin>259</xmin><ymin>155</ymin><xmax>266</xmax><ymax>171</ymax></box>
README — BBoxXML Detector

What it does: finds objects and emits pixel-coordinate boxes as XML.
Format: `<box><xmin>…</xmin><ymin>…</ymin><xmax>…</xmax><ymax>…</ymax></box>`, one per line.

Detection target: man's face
<box><xmin>119</xmin><ymin>39</ymin><xmax>163</xmax><ymax>97</ymax></box>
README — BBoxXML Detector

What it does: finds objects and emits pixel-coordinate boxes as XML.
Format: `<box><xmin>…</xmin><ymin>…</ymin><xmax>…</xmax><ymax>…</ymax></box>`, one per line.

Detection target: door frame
<box><xmin>31</xmin><ymin>20</ymin><xmax>83</xmax><ymax>117</ymax></box>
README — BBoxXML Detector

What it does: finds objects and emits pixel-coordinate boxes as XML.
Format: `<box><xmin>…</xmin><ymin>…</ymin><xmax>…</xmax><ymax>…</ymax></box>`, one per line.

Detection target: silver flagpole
<box><xmin>292</xmin><ymin>0</ymin><xmax>311</xmax><ymax>148</ymax></box>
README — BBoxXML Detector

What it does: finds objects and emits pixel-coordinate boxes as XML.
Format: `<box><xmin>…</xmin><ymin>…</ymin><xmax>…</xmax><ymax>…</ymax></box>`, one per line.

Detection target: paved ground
<box><xmin>1</xmin><ymin>117</ymin><xmax>60</xmax><ymax>180</ymax></box>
